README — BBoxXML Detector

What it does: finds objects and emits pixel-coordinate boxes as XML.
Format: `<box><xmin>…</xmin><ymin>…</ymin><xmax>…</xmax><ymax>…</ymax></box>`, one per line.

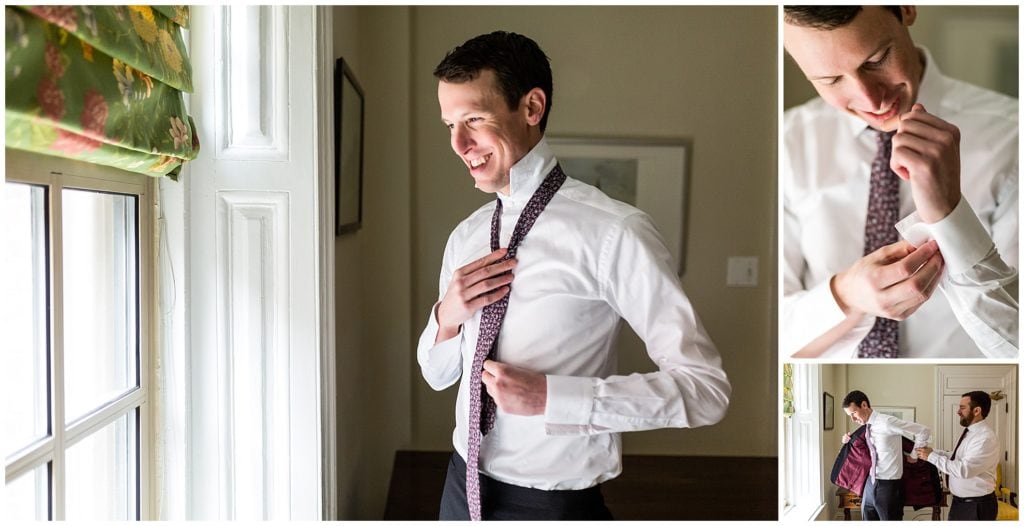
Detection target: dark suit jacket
<box><xmin>830</xmin><ymin>424</ymin><xmax>943</xmax><ymax>508</ymax></box>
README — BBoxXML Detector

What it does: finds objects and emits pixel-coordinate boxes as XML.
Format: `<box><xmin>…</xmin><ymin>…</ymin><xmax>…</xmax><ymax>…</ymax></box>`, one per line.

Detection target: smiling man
<box><xmin>416</xmin><ymin>31</ymin><xmax>730</xmax><ymax>521</ymax></box>
<box><xmin>782</xmin><ymin>6</ymin><xmax>1018</xmax><ymax>359</ymax></box>
<box><xmin>841</xmin><ymin>390</ymin><xmax>931</xmax><ymax>521</ymax></box>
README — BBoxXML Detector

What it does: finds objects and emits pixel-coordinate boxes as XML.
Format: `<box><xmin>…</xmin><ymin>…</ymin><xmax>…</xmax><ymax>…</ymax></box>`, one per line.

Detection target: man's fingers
<box><xmin>483</xmin><ymin>360</ymin><xmax>501</xmax><ymax>374</ymax></box>
<box><xmin>882</xmin><ymin>252</ymin><xmax>944</xmax><ymax>318</ymax></box>
<box><xmin>875</xmin><ymin>240</ymin><xmax>938</xmax><ymax>287</ymax></box>
<box><xmin>464</xmin><ymin>257</ymin><xmax>518</xmax><ymax>287</ymax></box>
<box><xmin>869</xmin><ymin>240</ymin><xmax>916</xmax><ymax>264</ymax></box>
<box><xmin>458</xmin><ymin>248</ymin><xmax>509</xmax><ymax>275</ymax></box>
<box><xmin>465</xmin><ymin>285</ymin><xmax>511</xmax><ymax>311</ymax></box>
<box><xmin>463</xmin><ymin>273</ymin><xmax>515</xmax><ymax>301</ymax></box>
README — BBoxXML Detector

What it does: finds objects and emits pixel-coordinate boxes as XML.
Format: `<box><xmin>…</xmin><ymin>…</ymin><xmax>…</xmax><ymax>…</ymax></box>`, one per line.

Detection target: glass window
<box><xmin>2</xmin><ymin>183</ymin><xmax>50</xmax><ymax>457</ymax></box>
<box><xmin>62</xmin><ymin>189</ymin><xmax>139</xmax><ymax>423</ymax></box>
<box><xmin>64</xmin><ymin>411</ymin><xmax>138</xmax><ymax>520</ymax></box>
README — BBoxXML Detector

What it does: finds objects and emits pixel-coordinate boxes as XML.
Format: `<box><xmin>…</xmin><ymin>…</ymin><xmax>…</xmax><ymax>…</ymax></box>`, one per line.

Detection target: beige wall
<box><xmin>784</xmin><ymin>6</ymin><xmax>1019</xmax><ymax>109</ymax></box>
<box><xmin>333</xmin><ymin>6</ymin><xmax>414</xmax><ymax>519</ymax></box>
<box><xmin>410</xmin><ymin>6</ymin><xmax>778</xmax><ymax>457</ymax></box>
<box><xmin>817</xmin><ymin>364</ymin><xmax>848</xmax><ymax>521</ymax></box>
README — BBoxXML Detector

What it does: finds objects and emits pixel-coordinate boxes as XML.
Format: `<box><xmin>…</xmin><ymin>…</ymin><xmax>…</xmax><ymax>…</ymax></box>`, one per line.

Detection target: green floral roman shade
<box><xmin>6</xmin><ymin>6</ymin><xmax>198</xmax><ymax>178</ymax></box>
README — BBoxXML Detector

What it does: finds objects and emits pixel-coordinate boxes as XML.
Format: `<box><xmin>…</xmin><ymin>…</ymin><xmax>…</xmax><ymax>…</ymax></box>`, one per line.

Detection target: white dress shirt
<box><xmin>783</xmin><ymin>48</ymin><xmax>1018</xmax><ymax>358</ymax></box>
<box><xmin>417</xmin><ymin>137</ymin><xmax>731</xmax><ymax>490</ymax></box>
<box><xmin>926</xmin><ymin>420</ymin><xmax>999</xmax><ymax>498</ymax></box>
<box><xmin>866</xmin><ymin>410</ymin><xmax>931</xmax><ymax>481</ymax></box>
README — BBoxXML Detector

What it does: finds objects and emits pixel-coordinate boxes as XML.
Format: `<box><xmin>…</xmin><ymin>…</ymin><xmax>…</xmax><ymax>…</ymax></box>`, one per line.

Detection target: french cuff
<box><xmin>544</xmin><ymin>375</ymin><xmax>594</xmax><ymax>427</ymax></box>
<box><xmin>895</xmin><ymin>196</ymin><xmax>994</xmax><ymax>275</ymax></box>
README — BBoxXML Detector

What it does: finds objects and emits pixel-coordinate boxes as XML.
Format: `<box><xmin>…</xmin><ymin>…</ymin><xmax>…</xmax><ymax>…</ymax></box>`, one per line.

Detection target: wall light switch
<box><xmin>726</xmin><ymin>256</ymin><xmax>758</xmax><ymax>287</ymax></box>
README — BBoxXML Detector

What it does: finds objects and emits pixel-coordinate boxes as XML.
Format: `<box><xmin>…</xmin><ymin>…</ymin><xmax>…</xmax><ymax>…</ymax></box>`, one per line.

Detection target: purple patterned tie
<box><xmin>857</xmin><ymin>131</ymin><xmax>900</xmax><ymax>358</ymax></box>
<box><xmin>865</xmin><ymin>423</ymin><xmax>878</xmax><ymax>484</ymax></box>
<box><xmin>465</xmin><ymin>164</ymin><xmax>567</xmax><ymax>521</ymax></box>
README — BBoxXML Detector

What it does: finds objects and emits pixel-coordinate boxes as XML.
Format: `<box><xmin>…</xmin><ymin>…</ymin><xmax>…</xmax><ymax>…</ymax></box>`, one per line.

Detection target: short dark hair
<box><xmin>842</xmin><ymin>390</ymin><xmax>871</xmax><ymax>408</ymax></box>
<box><xmin>433</xmin><ymin>31</ymin><xmax>554</xmax><ymax>133</ymax></box>
<box><xmin>962</xmin><ymin>391</ymin><xmax>992</xmax><ymax>419</ymax></box>
<box><xmin>783</xmin><ymin>6</ymin><xmax>903</xmax><ymax>30</ymax></box>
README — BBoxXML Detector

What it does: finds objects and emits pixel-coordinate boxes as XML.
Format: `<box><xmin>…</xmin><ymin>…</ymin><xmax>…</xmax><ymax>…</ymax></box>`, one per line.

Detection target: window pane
<box><xmin>65</xmin><ymin>411</ymin><xmax>137</xmax><ymax>520</ymax></box>
<box><xmin>3</xmin><ymin>463</ymin><xmax>50</xmax><ymax>520</ymax></box>
<box><xmin>2</xmin><ymin>183</ymin><xmax>50</xmax><ymax>456</ymax></box>
<box><xmin>62</xmin><ymin>189</ymin><xmax>138</xmax><ymax>422</ymax></box>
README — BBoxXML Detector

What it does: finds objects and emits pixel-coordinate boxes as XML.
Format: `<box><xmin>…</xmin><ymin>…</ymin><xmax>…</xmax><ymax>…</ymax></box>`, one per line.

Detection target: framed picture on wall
<box><xmin>335</xmin><ymin>57</ymin><xmax>364</xmax><ymax>235</ymax></box>
<box><xmin>823</xmin><ymin>392</ymin><xmax>834</xmax><ymax>431</ymax></box>
<box><xmin>548</xmin><ymin>137</ymin><xmax>690</xmax><ymax>274</ymax></box>
<box><xmin>874</xmin><ymin>406</ymin><xmax>916</xmax><ymax>423</ymax></box>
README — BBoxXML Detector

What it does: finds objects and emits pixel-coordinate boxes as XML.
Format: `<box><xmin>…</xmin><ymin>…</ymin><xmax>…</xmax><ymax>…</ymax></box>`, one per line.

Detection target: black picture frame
<box><xmin>335</xmin><ymin>57</ymin><xmax>364</xmax><ymax>235</ymax></box>
<box><xmin>823</xmin><ymin>392</ymin><xmax>834</xmax><ymax>431</ymax></box>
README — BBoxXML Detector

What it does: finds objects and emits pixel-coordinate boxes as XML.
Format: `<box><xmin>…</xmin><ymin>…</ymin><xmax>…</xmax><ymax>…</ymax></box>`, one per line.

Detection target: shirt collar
<box><xmin>966</xmin><ymin>419</ymin><xmax>989</xmax><ymax>433</ymax></box>
<box><xmin>498</xmin><ymin>136</ymin><xmax>558</xmax><ymax>207</ymax></box>
<box><xmin>849</xmin><ymin>46</ymin><xmax>946</xmax><ymax>139</ymax></box>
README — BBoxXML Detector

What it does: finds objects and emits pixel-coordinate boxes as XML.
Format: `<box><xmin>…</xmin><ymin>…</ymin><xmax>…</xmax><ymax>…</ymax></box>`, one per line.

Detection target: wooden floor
<box><xmin>383</xmin><ymin>450</ymin><xmax>777</xmax><ymax>520</ymax></box>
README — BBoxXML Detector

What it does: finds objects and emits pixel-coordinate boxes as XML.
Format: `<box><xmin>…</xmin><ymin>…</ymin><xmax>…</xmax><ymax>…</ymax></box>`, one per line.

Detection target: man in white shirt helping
<box><xmin>417</xmin><ymin>31</ymin><xmax>731</xmax><ymax>520</ymax></box>
<box><xmin>842</xmin><ymin>390</ymin><xmax>931</xmax><ymax>521</ymax></box>
<box><xmin>782</xmin><ymin>6</ymin><xmax>1018</xmax><ymax>359</ymax></box>
<box><xmin>917</xmin><ymin>391</ymin><xmax>1000</xmax><ymax>521</ymax></box>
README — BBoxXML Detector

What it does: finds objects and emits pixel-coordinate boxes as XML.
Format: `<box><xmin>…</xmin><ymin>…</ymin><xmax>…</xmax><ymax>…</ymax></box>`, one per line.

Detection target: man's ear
<box><xmin>522</xmin><ymin>87</ymin><xmax>547</xmax><ymax>127</ymax></box>
<box><xmin>901</xmin><ymin>6</ymin><xmax>917</xmax><ymax>27</ymax></box>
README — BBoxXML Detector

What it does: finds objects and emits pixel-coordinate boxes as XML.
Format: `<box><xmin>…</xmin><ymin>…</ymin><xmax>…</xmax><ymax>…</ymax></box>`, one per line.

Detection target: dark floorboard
<box><xmin>383</xmin><ymin>450</ymin><xmax>777</xmax><ymax>520</ymax></box>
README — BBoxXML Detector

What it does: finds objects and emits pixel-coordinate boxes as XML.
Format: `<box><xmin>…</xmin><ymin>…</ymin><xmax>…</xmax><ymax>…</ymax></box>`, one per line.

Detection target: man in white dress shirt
<box><xmin>842</xmin><ymin>390</ymin><xmax>931</xmax><ymax>521</ymax></box>
<box><xmin>417</xmin><ymin>31</ymin><xmax>731</xmax><ymax>520</ymax></box>
<box><xmin>782</xmin><ymin>6</ymin><xmax>1018</xmax><ymax>358</ymax></box>
<box><xmin>917</xmin><ymin>391</ymin><xmax>1000</xmax><ymax>521</ymax></box>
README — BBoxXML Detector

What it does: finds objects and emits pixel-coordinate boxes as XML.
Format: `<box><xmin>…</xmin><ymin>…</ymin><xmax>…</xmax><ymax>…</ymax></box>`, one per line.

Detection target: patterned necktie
<box><xmin>857</xmin><ymin>130</ymin><xmax>900</xmax><ymax>358</ymax></box>
<box><xmin>865</xmin><ymin>423</ymin><xmax>878</xmax><ymax>484</ymax></box>
<box><xmin>946</xmin><ymin>427</ymin><xmax>969</xmax><ymax>489</ymax></box>
<box><xmin>465</xmin><ymin>164</ymin><xmax>567</xmax><ymax>521</ymax></box>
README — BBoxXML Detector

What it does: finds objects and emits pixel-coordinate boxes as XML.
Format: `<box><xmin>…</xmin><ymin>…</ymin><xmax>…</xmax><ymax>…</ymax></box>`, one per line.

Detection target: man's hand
<box><xmin>481</xmin><ymin>360</ymin><xmax>546</xmax><ymax>416</ymax></box>
<box><xmin>435</xmin><ymin>249</ymin><xmax>517</xmax><ymax>343</ymax></box>
<box><xmin>916</xmin><ymin>447</ymin><xmax>932</xmax><ymax>461</ymax></box>
<box><xmin>891</xmin><ymin>103</ymin><xmax>962</xmax><ymax>224</ymax></box>
<box><xmin>831</xmin><ymin>239</ymin><xmax>944</xmax><ymax>321</ymax></box>
<box><xmin>906</xmin><ymin>454</ymin><xmax>918</xmax><ymax>464</ymax></box>
<box><xmin>842</xmin><ymin>433</ymin><xmax>851</xmax><ymax>444</ymax></box>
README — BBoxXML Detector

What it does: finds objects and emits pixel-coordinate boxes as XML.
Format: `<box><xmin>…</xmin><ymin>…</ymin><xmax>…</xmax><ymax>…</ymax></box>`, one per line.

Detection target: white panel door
<box><xmin>182</xmin><ymin>5</ymin><xmax>329</xmax><ymax>520</ymax></box>
<box><xmin>936</xmin><ymin>366</ymin><xmax>1016</xmax><ymax>493</ymax></box>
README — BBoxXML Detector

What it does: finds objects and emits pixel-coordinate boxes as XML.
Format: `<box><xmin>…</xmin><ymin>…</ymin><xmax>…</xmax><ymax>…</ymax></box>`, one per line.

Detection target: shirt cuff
<box><xmin>544</xmin><ymin>375</ymin><xmax>594</xmax><ymax>426</ymax></box>
<box><xmin>417</xmin><ymin>302</ymin><xmax>462</xmax><ymax>373</ymax></box>
<box><xmin>895</xmin><ymin>196</ymin><xmax>994</xmax><ymax>275</ymax></box>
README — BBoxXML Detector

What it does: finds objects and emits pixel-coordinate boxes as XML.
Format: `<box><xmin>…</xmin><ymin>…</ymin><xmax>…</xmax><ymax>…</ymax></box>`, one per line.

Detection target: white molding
<box><xmin>215</xmin><ymin>6</ymin><xmax>290</xmax><ymax>161</ymax></box>
<box><xmin>215</xmin><ymin>191</ymin><xmax>291</xmax><ymax>520</ymax></box>
<box><xmin>313</xmin><ymin>5</ymin><xmax>337</xmax><ymax>521</ymax></box>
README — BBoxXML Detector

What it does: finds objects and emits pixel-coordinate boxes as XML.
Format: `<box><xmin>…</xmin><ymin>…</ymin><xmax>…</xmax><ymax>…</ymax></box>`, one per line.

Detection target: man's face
<box><xmin>957</xmin><ymin>396</ymin><xmax>980</xmax><ymax>427</ymax></box>
<box><xmin>438</xmin><ymin>69</ymin><xmax>535</xmax><ymax>195</ymax></box>
<box><xmin>784</xmin><ymin>7</ymin><xmax>924</xmax><ymax>132</ymax></box>
<box><xmin>844</xmin><ymin>402</ymin><xmax>871</xmax><ymax>425</ymax></box>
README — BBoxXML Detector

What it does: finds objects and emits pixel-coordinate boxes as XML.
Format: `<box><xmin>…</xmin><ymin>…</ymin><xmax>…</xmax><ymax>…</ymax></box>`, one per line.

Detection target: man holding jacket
<box><xmin>842</xmin><ymin>390</ymin><xmax>932</xmax><ymax>520</ymax></box>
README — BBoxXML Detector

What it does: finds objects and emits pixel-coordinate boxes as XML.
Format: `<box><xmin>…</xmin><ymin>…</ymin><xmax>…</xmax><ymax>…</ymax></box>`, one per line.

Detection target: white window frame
<box><xmin>781</xmin><ymin>363</ymin><xmax>823</xmax><ymax>522</ymax></box>
<box><xmin>4</xmin><ymin>150</ymin><xmax>155</xmax><ymax>520</ymax></box>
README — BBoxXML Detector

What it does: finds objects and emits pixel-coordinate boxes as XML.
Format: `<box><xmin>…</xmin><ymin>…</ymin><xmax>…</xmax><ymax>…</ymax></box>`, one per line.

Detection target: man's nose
<box><xmin>851</xmin><ymin>76</ymin><xmax>886</xmax><ymax>111</ymax></box>
<box><xmin>451</xmin><ymin>124</ymin><xmax>473</xmax><ymax>154</ymax></box>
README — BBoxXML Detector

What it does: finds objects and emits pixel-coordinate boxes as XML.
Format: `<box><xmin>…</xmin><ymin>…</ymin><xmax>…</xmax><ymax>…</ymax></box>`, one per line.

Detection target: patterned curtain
<box><xmin>6</xmin><ymin>6</ymin><xmax>198</xmax><ymax>178</ymax></box>
<box><xmin>783</xmin><ymin>363</ymin><xmax>795</xmax><ymax>418</ymax></box>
